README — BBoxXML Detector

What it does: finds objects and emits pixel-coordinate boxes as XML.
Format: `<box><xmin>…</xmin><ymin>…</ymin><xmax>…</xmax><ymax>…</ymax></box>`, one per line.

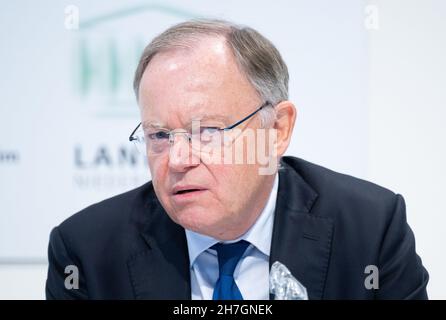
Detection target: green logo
<box><xmin>74</xmin><ymin>3</ymin><xmax>198</xmax><ymax>117</ymax></box>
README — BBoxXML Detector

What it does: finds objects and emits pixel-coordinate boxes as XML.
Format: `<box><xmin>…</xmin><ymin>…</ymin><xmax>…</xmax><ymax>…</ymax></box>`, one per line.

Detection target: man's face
<box><xmin>138</xmin><ymin>36</ymin><xmax>276</xmax><ymax>240</ymax></box>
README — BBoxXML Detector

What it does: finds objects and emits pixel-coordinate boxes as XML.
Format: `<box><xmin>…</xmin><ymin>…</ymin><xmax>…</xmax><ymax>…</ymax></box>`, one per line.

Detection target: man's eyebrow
<box><xmin>142</xmin><ymin>115</ymin><xmax>230</xmax><ymax>130</ymax></box>
<box><xmin>141</xmin><ymin>121</ymin><xmax>166</xmax><ymax>130</ymax></box>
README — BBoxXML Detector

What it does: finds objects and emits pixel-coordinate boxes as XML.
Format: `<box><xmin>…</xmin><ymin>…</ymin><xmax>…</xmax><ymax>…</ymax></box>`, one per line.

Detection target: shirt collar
<box><xmin>185</xmin><ymin>173</ymin><xmax>279</xmax><ymax>267</ymax></box>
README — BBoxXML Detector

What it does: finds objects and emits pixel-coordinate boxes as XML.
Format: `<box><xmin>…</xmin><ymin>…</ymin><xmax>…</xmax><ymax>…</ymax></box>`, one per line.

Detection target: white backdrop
<box><xmin>0</xmin><ymin>0</ymin><xmax>444</xmax><ymax>299</ymax></box>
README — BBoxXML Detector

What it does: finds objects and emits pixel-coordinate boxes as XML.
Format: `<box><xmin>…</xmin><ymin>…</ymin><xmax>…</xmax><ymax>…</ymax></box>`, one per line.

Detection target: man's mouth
<box><xmin>174</xmin><ymin>188</ymin><xmax>203</xmax><ymax>195</ymax></box>
<box><xmin>171</xmin><ymin>185</ymin><xmax>207</xmax><ymax>197</ymax></box>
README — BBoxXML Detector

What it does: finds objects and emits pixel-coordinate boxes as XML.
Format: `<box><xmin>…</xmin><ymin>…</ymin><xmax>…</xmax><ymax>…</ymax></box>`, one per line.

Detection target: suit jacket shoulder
<box><xmin>46</xmin><ymin>182</ymin><xmax>162</xmax><ymax>299</ymax></box>
<box><xmin>276</xmin><ymin>156</ymin><xmax>429</xmax><ymax>299</ymax></box>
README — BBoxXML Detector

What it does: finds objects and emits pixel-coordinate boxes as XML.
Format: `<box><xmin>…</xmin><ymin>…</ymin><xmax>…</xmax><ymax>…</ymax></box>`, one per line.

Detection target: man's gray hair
<box><xmin>133</xmin><ymin>19</ymin><xmax>289</xmax><ymax>127</ymax></box>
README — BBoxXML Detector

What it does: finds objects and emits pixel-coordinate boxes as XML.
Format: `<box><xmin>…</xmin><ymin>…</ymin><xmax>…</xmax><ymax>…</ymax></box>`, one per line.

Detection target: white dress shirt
<box><xmin>185</xmin><ymin>174</ymin><xmax>279</xmax><ymax>300</ymax></box>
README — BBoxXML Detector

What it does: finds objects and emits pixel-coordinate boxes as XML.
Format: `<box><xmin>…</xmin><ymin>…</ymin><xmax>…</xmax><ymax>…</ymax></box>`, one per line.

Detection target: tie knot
<box><xmin>212</xmin><ymin>240</ymin><xmax>250</xmax><ymax>276</ymax></box>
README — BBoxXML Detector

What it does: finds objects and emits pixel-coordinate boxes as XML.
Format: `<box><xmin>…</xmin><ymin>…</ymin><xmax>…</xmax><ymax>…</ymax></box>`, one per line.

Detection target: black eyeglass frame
<box><xmin>128</xmin><ymin>101</ymin><xmax>272</xmax><ymax>142</ymax></box>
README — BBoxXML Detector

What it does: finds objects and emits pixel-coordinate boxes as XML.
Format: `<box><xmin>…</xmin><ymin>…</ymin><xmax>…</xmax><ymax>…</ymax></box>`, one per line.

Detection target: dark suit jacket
<box><xmin>46</xmin><ymin>156</ymin><xmax>429</xmax><ymax>299</ymax></box>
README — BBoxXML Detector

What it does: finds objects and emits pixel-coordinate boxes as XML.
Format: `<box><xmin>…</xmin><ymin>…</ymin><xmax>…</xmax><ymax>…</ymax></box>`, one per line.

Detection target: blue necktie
<box><xmin>212</xmin><ymin>240</ymin><xmax>250</xmax><ymax>300</ymax></box>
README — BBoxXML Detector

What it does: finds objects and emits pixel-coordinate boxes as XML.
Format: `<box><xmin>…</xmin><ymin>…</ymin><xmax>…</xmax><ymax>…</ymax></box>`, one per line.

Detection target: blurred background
<box><xmin>0</xmin><ymin>0</ymin><xmax>445</xmax><ymax>299</ymax></box>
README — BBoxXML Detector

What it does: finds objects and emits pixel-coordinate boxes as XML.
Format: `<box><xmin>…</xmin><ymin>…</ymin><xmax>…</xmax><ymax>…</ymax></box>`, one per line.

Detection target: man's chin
<box><xmin>174</xmin><ymin>210</ymin><xmax>222</xmax><ymax>236</ymax></box>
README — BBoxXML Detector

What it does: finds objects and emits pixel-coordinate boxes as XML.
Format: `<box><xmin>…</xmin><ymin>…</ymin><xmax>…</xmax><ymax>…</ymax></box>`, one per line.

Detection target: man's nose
<box><xmin>168</xmin><ymin>134</ymin><xmax>200</xmax><ymax>172</ymax></box>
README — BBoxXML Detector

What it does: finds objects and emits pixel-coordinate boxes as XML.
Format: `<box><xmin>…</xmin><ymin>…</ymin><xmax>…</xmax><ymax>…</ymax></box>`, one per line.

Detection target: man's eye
<box><xmin>147</xmin><ymin>131</ymin><xmax>169</xmax><ymax>140</ymax></box>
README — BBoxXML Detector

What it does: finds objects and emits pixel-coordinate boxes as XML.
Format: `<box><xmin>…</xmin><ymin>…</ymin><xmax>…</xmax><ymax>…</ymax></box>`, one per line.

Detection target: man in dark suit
<box><xmin>46</xmin><ymin>19</ymin><xmax>428</xmax><ymax>299</ymax></box>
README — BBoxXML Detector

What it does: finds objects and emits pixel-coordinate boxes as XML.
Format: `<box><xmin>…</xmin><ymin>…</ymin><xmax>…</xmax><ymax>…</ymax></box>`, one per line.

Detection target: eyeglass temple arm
<box><xmin>129</xmin><ymin>123</ymin><xmax>142</xmax><ymax>141</ymax></box>
<box><xmin>129</xmin><ymin>101</ymin><xmax>272</xmax><ymax>139</ymax></box>
<box><xmin>222</xmin><ymin>101</ymin><xmax>271</xmax><ymax>131</ymax></box>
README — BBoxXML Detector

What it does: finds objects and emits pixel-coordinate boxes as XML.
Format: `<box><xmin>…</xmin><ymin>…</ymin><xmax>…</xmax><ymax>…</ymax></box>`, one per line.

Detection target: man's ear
<box><xmin>272</xmin><ymin>101</ymin><xmax>297</xmax><ymax>157</ymax></box>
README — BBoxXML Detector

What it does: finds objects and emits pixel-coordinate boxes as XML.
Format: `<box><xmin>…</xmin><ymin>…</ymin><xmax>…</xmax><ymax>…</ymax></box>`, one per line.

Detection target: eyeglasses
<box><xmin>129</xmin><ymin>101</ymin><xmax>272</xmax><ymax>156</ymax></box>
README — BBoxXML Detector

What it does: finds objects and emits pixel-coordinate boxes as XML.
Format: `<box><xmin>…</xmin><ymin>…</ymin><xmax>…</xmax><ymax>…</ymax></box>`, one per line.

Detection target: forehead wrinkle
<box><xmin>194</xmin><ymin>114</ymin><xmax>230</xmax><ymax>123</ymax></box>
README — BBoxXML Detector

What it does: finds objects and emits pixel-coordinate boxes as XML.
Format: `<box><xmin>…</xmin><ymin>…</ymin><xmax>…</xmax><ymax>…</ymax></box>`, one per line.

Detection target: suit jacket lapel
<box><xmin>270</xmin><ymin>159</ymin><xmax>334</xmax><ymax>300</ymax></box>
<box><xmin>127</xmin><ymin>190</ymin><xmax>191</xmax><ymax>299</ymax></box>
